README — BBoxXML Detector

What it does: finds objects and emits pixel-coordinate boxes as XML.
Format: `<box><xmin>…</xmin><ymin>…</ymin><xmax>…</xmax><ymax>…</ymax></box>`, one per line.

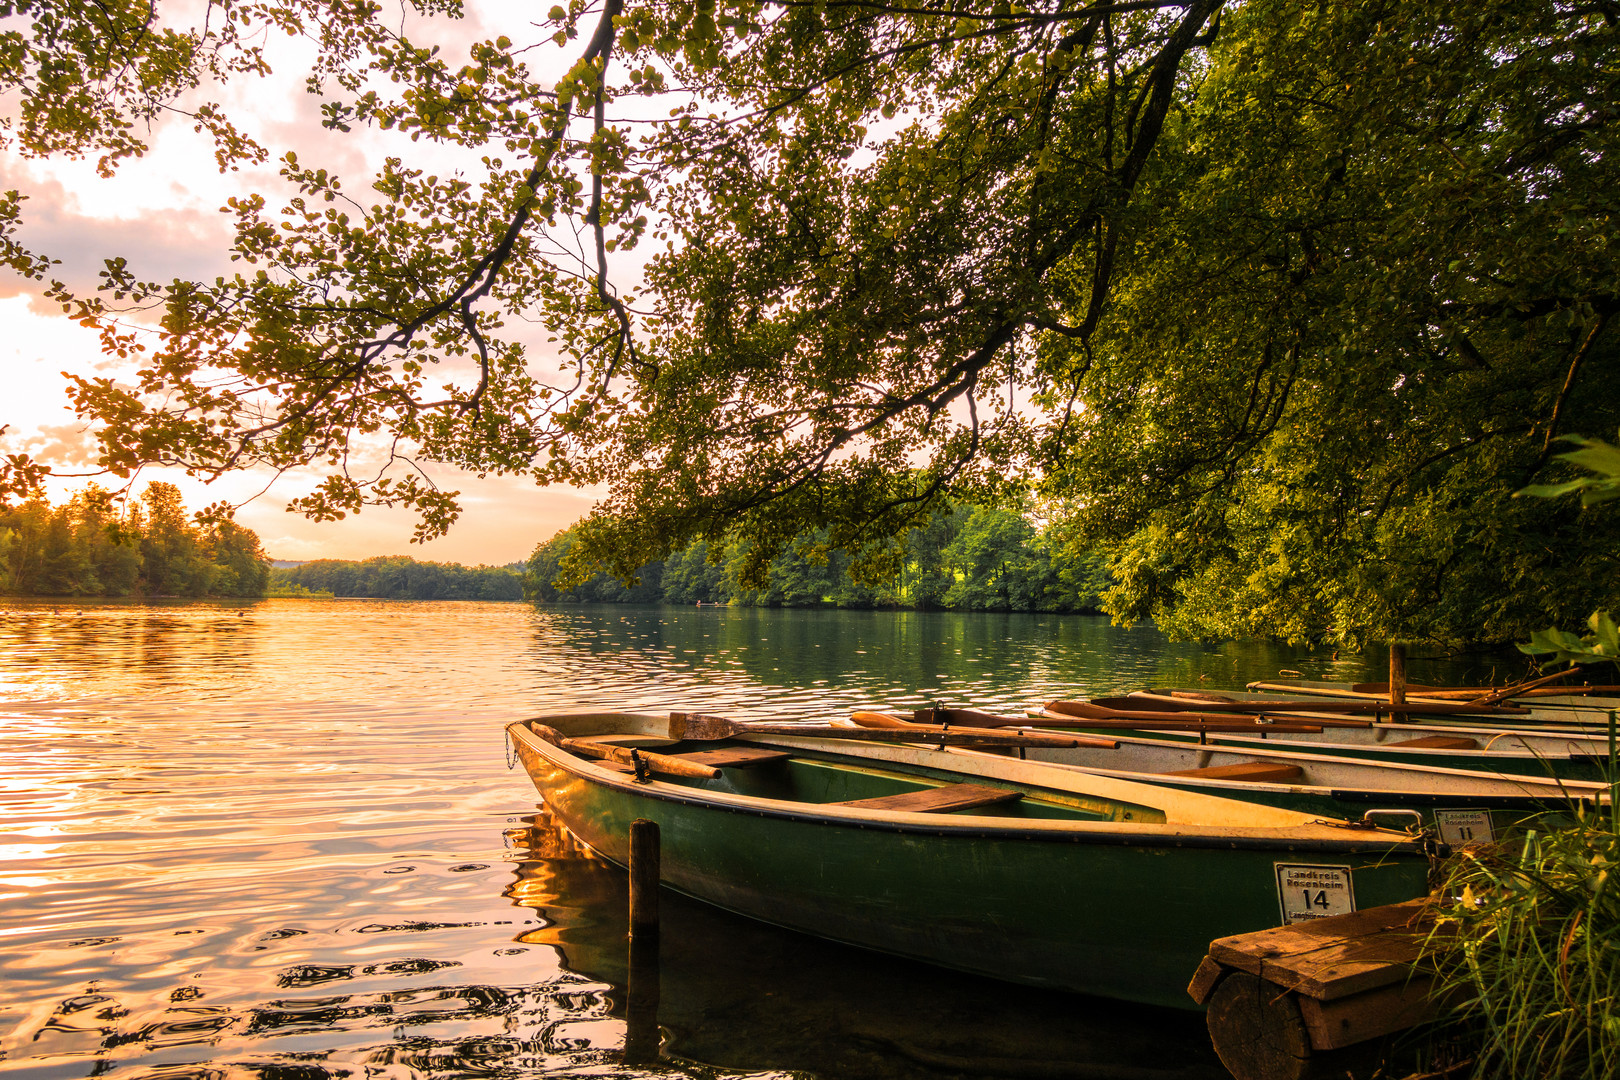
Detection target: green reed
<box><xmin>1423</xmin><ymin>712</ymin><xmax>1620</xmax><ymax>1080</ymax></box>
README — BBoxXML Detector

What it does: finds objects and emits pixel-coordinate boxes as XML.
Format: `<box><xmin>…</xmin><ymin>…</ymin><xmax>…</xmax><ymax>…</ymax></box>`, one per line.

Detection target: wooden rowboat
<box><xmin>506</xmin><ymin>712</ymin><xmax>1434</xmax><ymax>1010</ymax></box>
<box><xmin>1040</xmin><ymin>702</ymin><xmax>1614</xmax><ymax>779</ymax></box>
<box><xmin>1246</xmin><ymin>679</ymin><xmax>1620</xmax><ymax>728</ymax></box>
<box><xmin>843</xmin><ymin>714</ymin><xmax>1610</xmax><ymax>845</ymax></box>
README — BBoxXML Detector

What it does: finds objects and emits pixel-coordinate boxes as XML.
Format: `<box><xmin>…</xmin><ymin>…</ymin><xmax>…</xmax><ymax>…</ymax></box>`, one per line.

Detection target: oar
<box><xmin>1106</xmin><ymin>692</ymin><xmax>1529</xmax><ymax>717</ymax></box>
<box><xmin>1055</xmin><ymin>700</ymin><xmax>1369</xmax><ymax>729</ymax></box>
<box><xmin>1348</xmin><ymin>682</ymin><xmax>1619</xmax><ymax>699</ymax></box>
<box><xmin>527</xmin><ymin>723</ymin><xmax>723</xmax><ymax>779</ymax></box>
<box><xmin>668</xmin><ymin>712</ymin><xmax>1118</xmax><ymax>749</ymax></box>
<box><xmin>1038</xmin><ymin>706</ymin><xmax>1327</xmax><ymax>734</ymax></box>
<box><xmin>1467</xmin><ymin>668</ymin><xmax>1587</xmax><ymax>708</ymax></box>
<box><xmin>848</xmin><ymin>710</ymin><xmax>1130</xmax><ymax>748</ymax></box>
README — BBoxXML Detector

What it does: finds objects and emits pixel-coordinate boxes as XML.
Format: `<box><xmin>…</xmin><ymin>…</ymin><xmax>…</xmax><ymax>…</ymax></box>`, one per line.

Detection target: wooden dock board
<box><xmin>1194</xmin><ymin>899</ymin><xmax>1449</xmax><ymax>1078</ymax></box>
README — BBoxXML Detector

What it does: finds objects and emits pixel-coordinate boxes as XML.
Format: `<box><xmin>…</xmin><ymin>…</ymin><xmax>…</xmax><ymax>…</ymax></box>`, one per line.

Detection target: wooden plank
<box><xmin>1163</xmin><ymin>761</ymin><xmax>1305</xmax><ymax>783</ymax></box>
<box><xmin>834</xmin><ymin>783</ymin><xmax>1024</xmax><ymax>814</ymax></box>
<box><xmin>1186</xmin><ymin>955</ymin><xmax>1228</xmax><ymax>1006</ymax></box>
<box><xmin>1297</xmin><ymin>977</ymin><xmax>1444</xmax><ymax>1050</ymax></box>
<box><xmin>669</xmin><ymin>746</ymin><xmax>792</xmax><ymax>769</ymax></box>
<box><xmin>1385</xmin><ymin>735</ymin><xmax>1479</xmax><ymax>750</ymax></box>
<box><xmin>1263</xmin><ymin>934</ymin><xmax>1430</xmax><ymax>1001</ymax></box>
<box><xmin>1207</xmin><ymin>899</ymin><xmax>1432</xmax><ymax>978</ymax></box>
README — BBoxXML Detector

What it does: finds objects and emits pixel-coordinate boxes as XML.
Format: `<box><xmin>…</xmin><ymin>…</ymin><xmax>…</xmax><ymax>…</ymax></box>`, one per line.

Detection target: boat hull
<box><xmin>509</xmin><ymin>720</ymin><xmax>1433</xmax><ymax>1010</ymax></box>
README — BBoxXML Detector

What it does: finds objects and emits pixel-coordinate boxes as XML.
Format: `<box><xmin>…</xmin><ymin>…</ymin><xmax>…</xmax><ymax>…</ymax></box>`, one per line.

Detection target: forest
<box><xmin>271</xmin><ymin>557</ymin><xmax>524</xmax><ymax>601</ymax></box>
<box><xmin>525</xmin><ymin>505</ymin><xmax>1112</xmax><ymax>612</ymax></box>
<box><xmin>0</xmin><ymin>483</ymin><xmax>270</xmax><ymax>598</ymax></box>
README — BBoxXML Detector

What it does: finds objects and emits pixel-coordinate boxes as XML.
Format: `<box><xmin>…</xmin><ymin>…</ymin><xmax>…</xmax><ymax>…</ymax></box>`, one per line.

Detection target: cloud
<box><xmin>23</xmin><ymin>421</ymin><xmax>99</xmax><ymax>466</ymax></box>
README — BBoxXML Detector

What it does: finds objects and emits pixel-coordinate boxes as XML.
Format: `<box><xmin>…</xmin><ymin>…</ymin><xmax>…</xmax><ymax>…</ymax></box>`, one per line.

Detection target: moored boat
<box><xmin>1167</xmin><ymin>685</ymin><xmax>1620</xmax><ymax>731</ymax></box>
<box><xmin>842</xmin><ymin>713</ymin><xmax>1608</xmax><ymax>845</ymax></box>
<box><xmin>506</xmin><ymin>712</ymin><xmax>1434</xmax><ymax>1010</ymax></box>
<box><xmin>1039</xmin><ymin>701</ymin><xmax>1615</xmax><ymax>779</ymax></box>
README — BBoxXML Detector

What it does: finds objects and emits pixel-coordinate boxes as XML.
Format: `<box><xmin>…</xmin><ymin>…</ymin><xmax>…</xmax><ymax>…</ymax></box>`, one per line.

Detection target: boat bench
<box><xmin>666</xmin><ymin>746</ymin><xmax>793</xmax><ymax>769</ymax></box>
<box><xmin>834</xmin><ymin>783</ymin><xmax>1024</xmax><ymax>814</ymax></box>
<box><xmin>589</xmin><ymin>743</ymin><xmax>792</xmax><ymax>774</ymax></box>
<box><xmin>1162</xmin><ymin>761</ymin><xmax>1304</xmax><ymax>783</ymax></box>
<box><xmin>1384</xmin><ymin>735</ymin><xmax>1479</xmax><ymax>750</ymax></box>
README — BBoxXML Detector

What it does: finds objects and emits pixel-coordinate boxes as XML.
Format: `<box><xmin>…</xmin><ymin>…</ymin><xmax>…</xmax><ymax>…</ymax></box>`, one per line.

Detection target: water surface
<box><xmin>0</xmin><ymin>600</ymin><xmax>1482</xmax><ymax>1080</ymax></box>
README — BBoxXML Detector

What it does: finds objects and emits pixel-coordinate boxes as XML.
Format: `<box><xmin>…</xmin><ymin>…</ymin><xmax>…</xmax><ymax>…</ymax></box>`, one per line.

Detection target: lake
<box><xmin>0</xmin><ymin>599</ymin><xmax>1488</xmax><ymax>1080</ymax></box>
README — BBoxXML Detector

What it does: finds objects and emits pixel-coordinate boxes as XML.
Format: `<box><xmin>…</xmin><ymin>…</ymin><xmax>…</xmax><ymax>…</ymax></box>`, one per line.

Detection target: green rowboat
<box><xmin>506</xmin><ymin>712</ymin><xmax>1434</xmax><ymax>1010</ymax></box>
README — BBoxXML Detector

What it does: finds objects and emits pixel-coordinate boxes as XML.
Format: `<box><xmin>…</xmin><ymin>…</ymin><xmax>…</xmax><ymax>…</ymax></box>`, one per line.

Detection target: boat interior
<box><xmin>513</xmin><ymin>717</ymin><xmax>1192</xmax><ymax>823</ymax></box>
<box><xmin>574</xmin><ymin>732</ymin><xmax>1165</xmax><ymax>823</ymax></box>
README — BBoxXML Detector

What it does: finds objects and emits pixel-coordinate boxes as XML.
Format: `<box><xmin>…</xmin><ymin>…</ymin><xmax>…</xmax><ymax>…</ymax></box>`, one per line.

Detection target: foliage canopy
<box><xmin>1</xmin><ymin>0</ymin><xmax>1616</xmax><ymax>645</ymax></box>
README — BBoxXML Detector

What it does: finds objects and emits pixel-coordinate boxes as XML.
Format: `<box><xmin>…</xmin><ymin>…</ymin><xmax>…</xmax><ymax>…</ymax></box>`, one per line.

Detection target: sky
<box><xmin>0</xmin><ymin>3</ymin><xmax>602</xmax><ymax>566</ymax></box>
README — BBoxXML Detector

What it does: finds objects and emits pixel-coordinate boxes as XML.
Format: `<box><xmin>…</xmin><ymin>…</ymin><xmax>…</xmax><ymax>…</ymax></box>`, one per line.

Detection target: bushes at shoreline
<box><xmin>524</xmin><ymin>505</ymin><xmax>1113</xmax><ymax>613</ymax></box>
<box><xmin>271</xmin><ymin>556</ymin><xmax>523</xmax><ymax>601</ymax></box>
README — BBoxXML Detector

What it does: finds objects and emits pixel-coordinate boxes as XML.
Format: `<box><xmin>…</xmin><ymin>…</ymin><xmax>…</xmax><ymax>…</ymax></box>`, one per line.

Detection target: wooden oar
<box><xmin>1107</xmin><ymin>692</ymin><xmax>1529</xmax><ymax>717</ymax></box>
<box><xmin>1040</xmin><ymin>703</ymin><xmax>1329</xmax><ymax>734</ymax></box>
<box><xmin>668</xmin><ymin>712</ymin><xmax>1117</xmax><ymax>749</ymax></box>
<box><xmin>1466</xmin><ymin>668</ymin><xmax>1587</xmax><ymax>708</ymax></box>
<box><xmin>1064</xmin><ymin>699</ymin><xmax>1371</xmax><ymax>729</ymax></box>
<box><xmin>1349</xmin><ymin>682</ymin><xmax>1620</xmax><ymax>699</ymax></box>
<box><xmin>848</xmin><ymin>711</ymin><xmax>1130</xmax><ymax>747</ymax></box>
<box><xmin>527</xmin><ymin>724</ymin><xmax>722</xmax><ymax>779</ymax></box>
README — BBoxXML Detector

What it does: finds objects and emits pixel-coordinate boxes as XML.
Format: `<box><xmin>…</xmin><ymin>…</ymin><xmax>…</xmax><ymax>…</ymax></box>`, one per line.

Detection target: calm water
<box><xmin>0</xmin><ymin>600</ymin><xmax>1487</xmax><ymax>1080</ymax></box>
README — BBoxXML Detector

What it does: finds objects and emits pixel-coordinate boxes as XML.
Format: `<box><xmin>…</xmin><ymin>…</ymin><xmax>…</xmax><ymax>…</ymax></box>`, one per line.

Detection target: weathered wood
<box><xmin>1206</xmin><ymin>971</ymin><xmax>1313</xmax><ymax>1080</ymax></box>
<box><xmin>1187</xmin><ymin>954</ymin><xmax>1227</xmax><ymax>1006</ymax></box>
<box><xmin>834</xmin><ymin>783</ymin><xmax>1024</xmax><ymax>814</ymax></box>
<box><xmin>1164</xmin><ymin>761</ymin><xmax>1306</xmax><ymax>783</ymax></box>
<box><xmin>1199</xmin><ymin>900</ymin><xmax>1448</xmax><ymax>1078</ymax></box>
<box><xmin>1297</xmin><ymin>977</ymin><xmax>1443</xmax><ymax>1051</ymax></box>
<box><xmin>629</xmin><ymin>818</ymin><xmax>660</xmax><ymax>939</ymax></box>
<box><xmin>667</xmin><ymin>746</ymin><xmax>792</xmax><ymax>769</ymax></box>
<box><xmin>1207</xmin><ymin>899</ymin><xmax>1432</xmax><ymax>982</ymax></box>
<box><xmin>1389</xmin><ymin>644</ymin><xmax>1407</xmax><ymax>707</ymax></box>
<box><xmin>1259</xmin><ymin>932</ymin><xmax>1429</xmax><ymax>1002</ymax></box>
<box><xmin>1384</xmin><ymin>735</ymin><xmax>1479</xmax><ymax>750</ymax></box>
<box><xmin>531</xmin><ymin>725</ymin><xmax>722</xmax><ymax>780</ymax></box>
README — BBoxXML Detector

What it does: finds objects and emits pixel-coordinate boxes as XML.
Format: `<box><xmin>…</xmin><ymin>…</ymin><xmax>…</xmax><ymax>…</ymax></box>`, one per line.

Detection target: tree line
<box><xmin>0</xmin><ymin>483</ymin><xmax>270</xmax><ymax>598</ymax></box>
<box><xmin>271</xmin><ymin>556</ymin><xmax>524</xmax><ymax>601</ymax></box>
<box><xmin>525</xmin><ymin>505</ymin><xmax>1111</xmax><ymax>613</ymax></box>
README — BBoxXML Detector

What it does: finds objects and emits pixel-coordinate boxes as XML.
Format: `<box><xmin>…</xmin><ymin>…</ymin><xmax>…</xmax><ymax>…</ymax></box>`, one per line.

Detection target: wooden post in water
<box><xmin>623</xmin><ymin>818</ymin><xmax>661</xmax><ymax>1064</ymax></box>
<box><xmin>629</xmin><ymin>818</ymin><xmax>661</xmax><ymax>938</ymax></box>
<box><xmin>1388</xmin><ymin>643</ymin><xmax>1409</xmax><ymax>723</ymax></box>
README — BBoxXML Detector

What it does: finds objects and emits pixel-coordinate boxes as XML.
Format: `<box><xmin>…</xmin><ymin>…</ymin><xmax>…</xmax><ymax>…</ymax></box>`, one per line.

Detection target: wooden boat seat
<box><xmin>582</xmin><ymin>746</ymin><xmax>791</xmax><ymax>773</ymax></box>
<box><xmin>1385</xmin><ymin>735</ymin><xmax>1479</xmax><ymax>750</ymax></box>
<box><xmin>834</xmin><ymin>783</ymin><xmax>1024</xmax><ymax>814</ymax></box>
<box><xmin>1161</xmin><ymin>761</ymin><xmax>1304</xmax><ymax>783</ymax></box>
<box><xmin>666</xmin><ymin>746</ymin><xmax>792</xmax><ymax>769</ymax></box>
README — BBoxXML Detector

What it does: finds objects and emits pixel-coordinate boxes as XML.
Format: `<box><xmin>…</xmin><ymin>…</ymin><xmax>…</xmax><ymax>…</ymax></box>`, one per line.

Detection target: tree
<box><xmin>1043</xmin><ymin>0</ymin><xmax>1620</xmax><ymax>647</ymax></box>
<box><xmin>203</xmin><ymin>517</ymin><xmax>271</xmax><ymax>597</ymax></box>
<box><xmin>2</xmin><ymin>1</ymin><xmax>1615</xmax><ymax>647</ymax></box>
<box><xmin>0</xmin><ymin>0</ymin><xmax>1224</xmax><ymax>566</ymax></box>
<box><xmin>134</xmin><ymin>482</ymin><xmax>216</xmax><ymax>595</ymax></box>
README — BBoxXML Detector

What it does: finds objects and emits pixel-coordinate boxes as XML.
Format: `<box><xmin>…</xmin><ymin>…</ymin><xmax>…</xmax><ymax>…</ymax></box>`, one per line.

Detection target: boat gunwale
<box><xmin>506</xmin><ymin>720</ymin><xmax>1430</xmax><ymax>855</ymax></box>
<box><xmin>1031</xmin><ymin>712</ymin><xmax>1615</xmax><ymax>761</ymax></box>
<box><xmin>968</xmin><ymin>736</ymin><xmax>1614</xmax><ymax>802</ymax></box>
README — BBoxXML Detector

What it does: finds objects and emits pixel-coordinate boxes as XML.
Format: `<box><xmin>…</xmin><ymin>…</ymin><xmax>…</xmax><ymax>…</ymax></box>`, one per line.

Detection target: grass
<box><xmin>1420</xmin><ymin>712</ymin><xmax>1620</xmax><ymax>1080</ymax></box>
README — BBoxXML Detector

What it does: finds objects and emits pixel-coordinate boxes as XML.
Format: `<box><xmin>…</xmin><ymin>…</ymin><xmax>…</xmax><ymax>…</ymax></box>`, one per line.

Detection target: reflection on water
<box><xmin>506</xmin><ymin>808</ymin><xmax>1225</xmax><ymax>1080</ymax></box>
<box><xmin>0</xmin><ymin>598</ymin><xmax>1490</xmax><ymax>1080</ymax></box>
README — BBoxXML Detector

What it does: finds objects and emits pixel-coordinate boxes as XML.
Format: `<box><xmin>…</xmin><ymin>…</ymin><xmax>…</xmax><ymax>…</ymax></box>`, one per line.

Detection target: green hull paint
<box><xmin>509</xmin><ymin>724</ymin><xmax>1432</xmax><ymax>1010</ymax></box>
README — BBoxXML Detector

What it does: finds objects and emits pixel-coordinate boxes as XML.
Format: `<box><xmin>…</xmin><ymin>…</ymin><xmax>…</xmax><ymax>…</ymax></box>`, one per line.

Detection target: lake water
<box><xmin>0</xmin><ymin>599</ymin><xmax>1488</xmax><ymax>1080</ymax></box>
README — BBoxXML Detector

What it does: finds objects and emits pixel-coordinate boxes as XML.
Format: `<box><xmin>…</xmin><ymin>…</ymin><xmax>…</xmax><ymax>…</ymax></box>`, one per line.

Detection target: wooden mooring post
<box><xmin>623</xmin><ymin>818</ymin><xmax>661</xmax><ymax>1065</ymax></box>
<box><xmin>1188</xmin><ymin>899</ymin><xmax>1447</xmax><ymax>1080</ymax></box>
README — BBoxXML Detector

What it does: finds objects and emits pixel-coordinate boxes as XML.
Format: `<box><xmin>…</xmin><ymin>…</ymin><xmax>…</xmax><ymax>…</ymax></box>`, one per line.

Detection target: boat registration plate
<box><xmin>1432</xmin><ymin>808</ymin><xmax>1495</xmax><ymax>846</ymax></box>
<box><xmin>1275</xmin><ymin>863</ymin><xmax>1356</xmax><ymax>924</ymax></box>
